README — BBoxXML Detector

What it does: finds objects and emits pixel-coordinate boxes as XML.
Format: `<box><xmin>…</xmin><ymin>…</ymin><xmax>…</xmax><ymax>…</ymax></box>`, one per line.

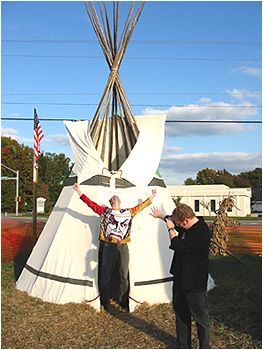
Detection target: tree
<box><xmin>38</xmin><ymin>152</ymin><xmax>71</xmax><ymax>212</ymax></box>
<box><xmin>196</xmin><ymin>168</ymin><xmax>218</xmax><ymax>185</ymax></box>
<box><xmin>184</xmin><ymin>177</ymin><xmax>197</xmax><ymax>185</ymax></box>
<box><xmin>1</xmin><ymin>137</ymin><xmax>33</xmax><ymax>212</ymax></box>
<box><xmin>233</xmin><ymin>175</ymin><xmax>251</xmax><ymax>188</ymax></box>
<box><xmin>184</xmin><ymin>167</ymin><xmax>262</xmax><ymax>191</ymax></box>
<box><xmin>1</xmin><ymin>137</ymin><xmax>71</xmax><ymax>213</ymax></box>
<box><xmin>237</xmin><ymin>168</ymin><xmax>262</xmax><ymax>189</ymax></box>
<box><xmin>215</xmin><ymin>169</ymin><xmax>235</xmax><ymax>187</ymax></box>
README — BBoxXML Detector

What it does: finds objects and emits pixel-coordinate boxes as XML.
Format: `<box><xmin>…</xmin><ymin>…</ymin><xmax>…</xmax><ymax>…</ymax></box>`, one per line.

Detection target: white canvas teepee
<box><xmin>16</xmin><ymin>115</ymin><xmax>175</xmax><ymax>312</ymax></box>
<box><xmin>16</xmin><ymin>1</ymin><xmax>188</xmax><ymax>311</ymax></box>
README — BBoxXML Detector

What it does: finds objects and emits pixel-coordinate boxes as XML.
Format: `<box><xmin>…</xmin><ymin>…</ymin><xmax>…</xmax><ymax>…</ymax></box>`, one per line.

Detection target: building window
<box><xmin>194</xmin><ymin>200</ymin><xmax>200</xmax><ymax>212</ymax></box>
<box><xmin>211</xmin><ymin>199</ymin><xmax>216</xmax><ymax>212</ymax></box>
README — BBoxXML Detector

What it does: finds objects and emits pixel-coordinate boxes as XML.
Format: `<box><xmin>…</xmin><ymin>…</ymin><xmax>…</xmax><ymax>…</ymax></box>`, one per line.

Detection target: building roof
<box><xmin>167</xmin><ymin>184</ymin><xmax>252</xmax><ymax>197</ymax></box>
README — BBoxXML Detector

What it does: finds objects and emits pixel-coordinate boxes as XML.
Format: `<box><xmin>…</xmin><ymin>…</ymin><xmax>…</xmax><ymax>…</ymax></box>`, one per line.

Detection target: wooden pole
<box><xmin>85</xmin><ymin>1</ymin><xmax>144</xmax><ymax>169</ymax></box>
<box><xmin>32</xmin><ymin>110</ymin><xmax>38</xmax><ymax>241</ymax></box>
<box><xmin>32</xmin><ymin>164</ymin><xmax>38</xmax><ymax>240</ymax></box>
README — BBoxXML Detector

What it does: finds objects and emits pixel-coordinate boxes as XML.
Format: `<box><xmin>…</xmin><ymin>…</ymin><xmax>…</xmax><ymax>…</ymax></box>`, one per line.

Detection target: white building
<box><xmin>167</xmin><ymin>184</ymin><xmax>252</xmax><ymax>217</ymax></box>
<box><xmin>37</xmin><ymin>197</ymin><xmax>46</xmax><ymax>214</ymax></box>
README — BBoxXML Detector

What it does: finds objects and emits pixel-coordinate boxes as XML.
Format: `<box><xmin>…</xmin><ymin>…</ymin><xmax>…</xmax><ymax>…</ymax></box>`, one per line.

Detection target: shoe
<box><xmin>118</xmin><ymin>302</ymin><xmax>129</xmax><ymax>312</ymax></box>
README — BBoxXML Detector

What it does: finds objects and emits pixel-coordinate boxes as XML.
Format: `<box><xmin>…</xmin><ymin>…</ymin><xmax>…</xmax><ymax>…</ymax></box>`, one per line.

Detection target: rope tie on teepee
<box><xmin>85</xmin><ymin>1</ymin><xmax>144</xmax><ymax>171</ymax></box>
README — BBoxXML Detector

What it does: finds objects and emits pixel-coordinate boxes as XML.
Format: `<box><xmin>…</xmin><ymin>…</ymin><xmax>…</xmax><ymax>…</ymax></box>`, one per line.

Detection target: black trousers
<box><xmin>173</xmin><ymin>285</ymin><xmax>211</xmax><ymax>349</ymax></box>
<box><xmin>98</xmin><ymin>241</ymin><xmax>129</xmax><ymax>309</ymax></box>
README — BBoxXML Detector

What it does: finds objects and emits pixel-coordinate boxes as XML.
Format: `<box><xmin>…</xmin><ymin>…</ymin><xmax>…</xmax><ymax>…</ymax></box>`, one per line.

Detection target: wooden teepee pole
<box><xmin>85</xmin><ymin>1</ymin><xmax>145</xmax><ymax>170</ymax></box>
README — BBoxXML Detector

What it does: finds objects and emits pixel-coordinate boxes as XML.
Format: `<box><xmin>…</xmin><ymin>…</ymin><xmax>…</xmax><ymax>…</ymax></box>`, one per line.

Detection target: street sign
<box><xmin>1</xmin><ymin>176</ymin><xmax>17</xmax><ymax>180</ymax></box>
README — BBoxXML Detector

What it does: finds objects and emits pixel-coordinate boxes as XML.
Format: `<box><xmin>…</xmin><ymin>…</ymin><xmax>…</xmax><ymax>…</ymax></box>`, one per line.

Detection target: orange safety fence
<box><xmin>227</xmin><ymin>226</ymin><xmax>262</xmax><ymax>256</ymax></box>
<box><xmin>1</xmin><ymin>220</ymin><xmax>262</xmax><ymax>262</ymax></box>
<box><xmin>1</xmin><ymin>219</ymin><xmax>46</xmax><ymax>262</ymax></box>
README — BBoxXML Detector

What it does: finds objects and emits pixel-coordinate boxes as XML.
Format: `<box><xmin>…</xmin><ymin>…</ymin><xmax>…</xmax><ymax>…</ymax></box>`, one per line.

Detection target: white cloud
<box><xmin>159</xmin><ymin>151</ymin><xmax>262</xmax><ymax>185</ymax></box>
<box><xmin>11</xmin><ymin>134</ymin><xmax>69</xmax><ymax>146</ymax></box>
<box><xmin>45</xmin><ymin>134</ymin><xmax>69</xmax><ymax>145</ymax></box>
<box><xmin>1</xmin><ymin>127</ymin><xmax>19</xmax><ymax>140</ymax></box>
<box><xmin>227</xmin><ymin>88</ymin><xmax>261</xmax><ymax>101</ymax></box>
<box><xmin>6</xmin><ymin>112</ymin><xmax>20</xmax><ymax>117</ymax></box>
<box><xmin>198</xmin><ymin>97</ymin><xmax>212</xmax><ymax>104</ymax></box>
<box><xmin>233</xmin><ymin>66</ymin><xmax>261</xmax><ymax>78</ymax></box>
<box><xmin>143</xmin><ymin>100</ymin><xmax>259</xmax><ymax>137</ymax></box>
<box><xmin>163</xmin><ymin>145</ymin><xmax>182</xmax><ymax>154</ymax></box>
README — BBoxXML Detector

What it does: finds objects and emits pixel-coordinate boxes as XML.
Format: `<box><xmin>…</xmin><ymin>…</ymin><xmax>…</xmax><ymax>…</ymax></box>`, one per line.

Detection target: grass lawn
<box><xmin>1</xmin><ymin>255</ymin><xmax>262</xmax><ymax>349</ymax></box>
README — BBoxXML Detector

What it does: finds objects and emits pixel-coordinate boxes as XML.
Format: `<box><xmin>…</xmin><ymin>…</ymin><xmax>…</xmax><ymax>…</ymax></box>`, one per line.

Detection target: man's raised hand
<box><xmin>150</xmin><ymin>206</ymin><xmax>163</xmax><ymax>220</ymax></box>
<box><xmin>73</xmin><ymin>183</ymin><xmax>83</xmax><ymax>196</ymax></box>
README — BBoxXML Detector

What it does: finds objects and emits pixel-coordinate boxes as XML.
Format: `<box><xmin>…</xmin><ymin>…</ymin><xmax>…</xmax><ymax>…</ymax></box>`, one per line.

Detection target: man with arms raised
<box><xmin>73</xmin><ymin>183</ymin><xmax>156</xmax><ymax>311</ymax></box>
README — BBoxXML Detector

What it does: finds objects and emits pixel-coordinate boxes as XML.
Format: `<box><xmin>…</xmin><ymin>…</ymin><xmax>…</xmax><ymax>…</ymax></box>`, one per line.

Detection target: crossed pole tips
<box><xmin>85</xmin><ymin>1</ymin><xmax>145</xmax><ymax>171</ymax></box>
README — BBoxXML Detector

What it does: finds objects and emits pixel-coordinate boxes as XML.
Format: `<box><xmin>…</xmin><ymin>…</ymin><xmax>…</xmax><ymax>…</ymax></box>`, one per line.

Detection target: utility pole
<box><xmin>16</xmin><ymin>170</ymin><xmax>19</xmax><ymax>216</ymax></box>
<box><xmin>32</xmin><ymin>160</ymin><xmax>37</xmax><ymax>239</ymax></box>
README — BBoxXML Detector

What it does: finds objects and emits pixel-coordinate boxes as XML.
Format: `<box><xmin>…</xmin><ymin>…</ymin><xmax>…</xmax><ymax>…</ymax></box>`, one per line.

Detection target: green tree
<box><xmin>1</xmin><ymin>137</ymin><xmax>71</xmax><ymax>213</ymax></box>
<box><xmin>233</xmin><ymin>175</ymin><xmax>251</xmax><ymax>188</ymax></box>
<box><xmin>215</xmin><ymin>169</ymin><xmax>235</xmax><ymax>187</ymax></box>
<box><xmin>184</xmin><ymin>177</ymin><xmax>197</xmax><ymax>185</ymax></box>
<box><xmin>1</xmin><ymin>137</ymin><xmax>33</xmax><ymax>212</ymax></box>
<box><xmin>238</xmin><ymin>168</ymin><xmax>262</xmax><ymax>189</ymax></box>
<box><xmin>38</xmin><ymin>152</ymin><xmax>71</xmax><ymax>212</ymax></box>
<box><xmin>196</xmin><ymin>168</ymin><xmax>218</xmax><ymax>184</ymax></box>
<box><xmin>184</xmin><ymin>167</ymin><xmax>262</xmax><ymax>190</ymax></box>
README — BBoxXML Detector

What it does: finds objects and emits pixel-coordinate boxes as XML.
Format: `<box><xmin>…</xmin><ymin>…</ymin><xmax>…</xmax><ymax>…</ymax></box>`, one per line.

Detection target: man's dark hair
<box><xmin>172</xmin><ymin>203</ymin><xmax>195</xmax><ymax>222</ymax></box>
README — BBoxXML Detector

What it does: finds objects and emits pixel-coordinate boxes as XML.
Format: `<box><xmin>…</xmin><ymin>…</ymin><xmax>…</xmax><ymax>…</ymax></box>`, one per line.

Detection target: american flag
<box><xmin>34</xmin><ymin>108</ymin><xmax>44</xmax><ymax>161</ymax></box>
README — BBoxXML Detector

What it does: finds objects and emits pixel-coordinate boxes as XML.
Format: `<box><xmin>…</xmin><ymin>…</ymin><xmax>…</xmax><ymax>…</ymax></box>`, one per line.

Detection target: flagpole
<box><xmin>33</xmin><ymin>157</ymin><xmax>38</xmax><ymax>240</ymax></box>
<box><xmin>32</xmin><ymin>107</ymin><xmax>44</xmax><ymax>242</ymax></box>
<box><xmin>33</xmin><ymin>108</ymin><xmax>38</xmax><ymax>240</ymax></box>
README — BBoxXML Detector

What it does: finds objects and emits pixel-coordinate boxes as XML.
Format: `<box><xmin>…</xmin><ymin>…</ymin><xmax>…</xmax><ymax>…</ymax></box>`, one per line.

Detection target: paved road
<box><xmin>240</xmin><ymin>220</ymin><xmax>262</xmax><ymax>226</ymax></box>
<box><xmin>199</xmin><ymin>219</ymin><xmax>261</xmax><ymax>226</ymax></box>
<box><xmin>1</xmin><ymin>215</ymin><xmax>48</xmax><ymax>222</ymax></box>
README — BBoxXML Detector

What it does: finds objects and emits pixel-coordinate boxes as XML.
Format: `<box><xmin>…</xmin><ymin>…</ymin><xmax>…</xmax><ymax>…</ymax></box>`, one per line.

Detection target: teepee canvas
<box><xmin>16</xmin><ymin>1</ymin><xmax>177</xmax><ymax>312</ymax></box>
<box><xmin>16</xmin><ymin>116</ymin><xmax>175</xmax><ymax>312</ymax></box>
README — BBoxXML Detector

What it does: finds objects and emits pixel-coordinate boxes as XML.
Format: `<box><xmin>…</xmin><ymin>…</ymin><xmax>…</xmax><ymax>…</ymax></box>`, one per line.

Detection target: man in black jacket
<box><xmin>151</xmin><ymin>203</ymin><xmax>211</xmax><ymax>349</ymax></box>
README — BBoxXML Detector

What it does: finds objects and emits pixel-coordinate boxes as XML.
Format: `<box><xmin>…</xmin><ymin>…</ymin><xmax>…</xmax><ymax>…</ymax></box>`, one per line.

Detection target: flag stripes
<box><xmin>34</xmin><ymin>108</ymin><xmax>44</xmax><ymax>161</ymax></box>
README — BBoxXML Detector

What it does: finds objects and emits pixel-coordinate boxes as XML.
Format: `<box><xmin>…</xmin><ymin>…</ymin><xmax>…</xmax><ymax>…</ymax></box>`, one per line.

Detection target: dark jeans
<box><xmin>173</xmin><ymin>285</ymin><xmax>211</xmax><ymax>349</ymax></box>
<box><xmin>99</xmin><ymin>241</ymin><xmax>129</xmax><ymax>309</ymax></box>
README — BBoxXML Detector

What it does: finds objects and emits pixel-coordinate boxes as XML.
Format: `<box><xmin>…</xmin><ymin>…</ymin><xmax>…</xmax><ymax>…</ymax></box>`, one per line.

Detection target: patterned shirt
<box><xmin>80</xmin><ymin>194</ymin><xmax>152</xmax><ymax>244</ymax></box>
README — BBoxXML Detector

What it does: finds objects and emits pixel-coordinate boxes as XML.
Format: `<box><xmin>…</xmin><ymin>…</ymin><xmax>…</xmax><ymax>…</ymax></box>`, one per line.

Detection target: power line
<box><xmin>2</xmin><ymin>92</ymin><xmax>261</xmax><ymax>97</ymax></box>
<box><xmin>1</xmin><ymin>117</ymin><xmax>262</xmax><ymax>124</ymax></box>
<box><xmin>165</xmin><ymin>120</ymin><xmax>262</xmax><ymax>124</ymax></box>
<box><xmin>2</xmin><ymin>102</ymin><xmax>262</xmax><ymax>108</ymax></box>
<box><xmin>2</xmin><ymin>54</ymin><xmax>261</xmax><ymax>62</ymax></box>
<box><xmin>2</xmin><ymin>39</ymin><xmax>261</xmax><ymax>46</ymax></box>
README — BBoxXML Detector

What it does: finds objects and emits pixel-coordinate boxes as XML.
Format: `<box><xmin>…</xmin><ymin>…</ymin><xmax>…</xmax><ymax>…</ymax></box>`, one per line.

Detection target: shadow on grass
<box><xmin>14</xmin><ymin>236</ymin><xmax>36</xmax><ymax>281</ymax></box>
<box><xmin>106</xmin><ymin>304</ymin><xmax>176</xmax><ymax>348</ymax></box>
<box><xmin>208</xmin><ymin>255</ymin><xmax>262</xmax><ymax>341</ymax></box>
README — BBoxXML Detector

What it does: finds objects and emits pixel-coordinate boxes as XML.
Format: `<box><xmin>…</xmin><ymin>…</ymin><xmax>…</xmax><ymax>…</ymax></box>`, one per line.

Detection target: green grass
<box><xmin>209</xmin><ymin>255</ymin><xmax>262</xmax><ymax>347</ymax></box>
<box><xmin>1</xmin><ymin>256</ymin><xmax>262</xmax><ymax>349</ymax></box>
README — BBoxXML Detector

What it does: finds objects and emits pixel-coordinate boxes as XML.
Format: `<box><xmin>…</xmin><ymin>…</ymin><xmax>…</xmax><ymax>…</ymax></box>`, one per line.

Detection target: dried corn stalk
<box><xmin>210</xmin><ymin>194</ymin><xmax>240</xmax><ymax>255</ymax></box>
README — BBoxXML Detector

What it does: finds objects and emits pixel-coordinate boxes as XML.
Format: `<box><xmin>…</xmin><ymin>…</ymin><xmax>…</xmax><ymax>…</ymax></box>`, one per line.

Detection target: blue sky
<box><xmin>1</xmin><ymin>1</ymin><xmax>262</xmax><ymax>185</ymax></box>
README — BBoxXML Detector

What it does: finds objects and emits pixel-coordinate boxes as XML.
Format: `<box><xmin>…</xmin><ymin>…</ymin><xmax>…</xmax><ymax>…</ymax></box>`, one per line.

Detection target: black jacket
<box><xmin>169</xmin><ymin>217</ymin><xmax>211</xmax><ymax>293</ymax></box>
